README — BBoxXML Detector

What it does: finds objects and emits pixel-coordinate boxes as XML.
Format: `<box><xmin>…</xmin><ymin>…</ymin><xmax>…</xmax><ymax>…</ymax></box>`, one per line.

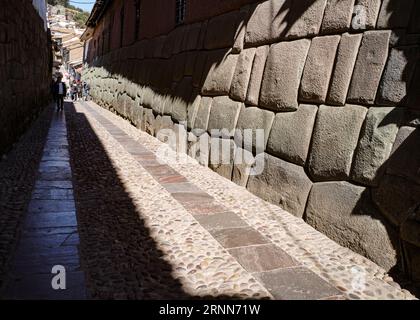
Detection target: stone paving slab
<box><xmin>82</xmin><ymin>100</ymin><xmax>417</xmax><ymax>300</ymax></box>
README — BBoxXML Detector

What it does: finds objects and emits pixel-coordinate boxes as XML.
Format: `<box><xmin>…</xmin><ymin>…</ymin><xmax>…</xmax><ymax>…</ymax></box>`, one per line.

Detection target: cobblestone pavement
<box><xmin>1</xmin><ymin>101</ymin><xmax>417</xmax><ymax>300</ymax></box>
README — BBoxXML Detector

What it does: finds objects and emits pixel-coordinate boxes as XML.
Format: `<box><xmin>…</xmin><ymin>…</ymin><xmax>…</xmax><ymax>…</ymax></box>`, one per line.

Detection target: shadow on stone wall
<box><xmin>84</xmin><ymin>0</ymin><xmax>420</xmax><ymax>294</ymax></box>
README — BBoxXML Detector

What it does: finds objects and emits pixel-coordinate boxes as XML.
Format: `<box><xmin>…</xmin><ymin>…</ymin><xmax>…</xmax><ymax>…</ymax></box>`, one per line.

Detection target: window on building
<box><xmin>175</xmin><ymin>0</ymin><xmax>186</xmax><ymax>25</ymax></box>
<box><xmin>120</xmin><ymin>5</ymin><xmax>125</xmax><ymax>47</ymax></box>
<box><xmin>134</xmin><ymin>0</ymin><xmax>141</xmax><ymax>41</ymax></box>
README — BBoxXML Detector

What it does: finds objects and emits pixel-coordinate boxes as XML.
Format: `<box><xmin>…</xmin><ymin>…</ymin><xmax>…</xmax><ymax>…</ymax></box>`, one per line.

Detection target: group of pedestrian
<box><xmin>52</xmin><ymin>75</ymin><xmax>90</xmax><ymax>111</ymax></box>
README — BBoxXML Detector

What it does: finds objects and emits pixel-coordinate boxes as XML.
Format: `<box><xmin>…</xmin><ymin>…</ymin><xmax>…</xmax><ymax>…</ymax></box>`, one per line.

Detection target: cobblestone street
<box><xmin>0</xmin><ymin>101</ymin><xmax>416</xmax><ymax>300</ymax></box>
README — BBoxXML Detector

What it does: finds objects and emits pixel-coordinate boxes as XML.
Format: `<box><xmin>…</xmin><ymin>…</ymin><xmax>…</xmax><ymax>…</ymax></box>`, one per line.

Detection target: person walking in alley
<box><xmin>53</xmin><ymin>75</ymin><xmax>66</xmax><ymax>111</ymax></box>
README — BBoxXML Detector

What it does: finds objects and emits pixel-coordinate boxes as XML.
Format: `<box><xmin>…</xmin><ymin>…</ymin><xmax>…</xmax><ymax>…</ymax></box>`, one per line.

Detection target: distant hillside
<box><xmin>48</xmin><ymin>0</ymin><xmax>90</xmax><ymax>28</ymax></box>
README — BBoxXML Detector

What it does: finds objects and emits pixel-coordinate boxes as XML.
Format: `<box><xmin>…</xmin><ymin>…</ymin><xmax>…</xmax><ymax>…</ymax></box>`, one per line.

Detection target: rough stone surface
<box><xmin>185</xmin><ymin>22</ymin><xmax>202</xmax><ymax>51</ymax></box>
<box><xmin>285</xmin><ymin>0</ymin><xmax>328</xmax><ymax>39</ymax></box>
<box><xmin>387</xmin><ymin>126</ymin><xmax>420</xmax><ymax>185</ymax></box>
<box><xmin>305</xmin><ymin>181</ymin><xmax>397</xmax><ymax>271</ymax></box>
<box><xmin>245</xmin><ymin>45</ymin><xmax>269</xmax><ymax>106</ymax></box>
<box><xmin>308</xmin><ymin>105</ymin><xmax>367</xmax><ymax>181</ymax></box>
<box><xmin>408</xmin><ymin>64</ymin><xmax>420</xmax><ymax>110</ymax></box>
<box><xmin>234</xmin><ymin>105</ymin><xmax>274</xmax><ymax>153</ymax></box>
<box><xmin>187</xmin><ymin>94</ymin><xmax>201</xmax><ymax>130</ymax></box>
<box><xmin>202</xmin><ymin>51</ymin><xmax>238</xmax><ymax>96</ymax></box>
<box><xmin>403</xmin><ymin>242</ymin><xmax>420</xmax><ymax>283</ymax></box>
<box><xmin>353</xmin><ymin>0</ymin><xmax>381</xmax><ymax>30</ymax></box>
<box><xmin>401</xmin><ymin>205</ymin><xmax>420</xmax><ymax>247</ymax></box>
<box><xmin>209</xmin><ymin>138</ymin><xmax>236</xmax><ymax>180</ymax></box>
<box><xmin>247</xmin><ymin>153</ymin><xmax>312</xmax><ymax>218</ymax></box>
<box><xmin>267</xmin><ymin>105</ymin><xmax>318</xmax><ymax>166</ymax></box>
<box><xmin>348</xmin><ymin>30</ymin><xmax>391</xmax><ymax>105</ymax></box>
<box><xmin>230</xmin><ymin>48</ymin><xmax>256</xmax><ymax>102</ymax></box>
<box><xmin>204</xmin><ymin>10</ymin><xmax>239</xmax><ymax>50</ymax></box>
<box><xmin>192</xmin><ymin>51</ymin><xmax>207</xmax><ymax>88</ymax></box>
<box><xmin>232</xmin><ymin>147</ymin><xmax>255</xmax><ymax>187</ymax></box>
<box><xmin>207</xmin><ymin>96</ymin><xmax>241</xmax><ymax>139</ymax></box>
<box><xmin>193</xmin><ymin>96</ymin><xmax>212</xmax><ymax>135</ymax></box>
<box><xmin>377</xmin><ymin>0</ymin><xmax>415</xmax><ymax>29</ymax></box>
<box><xmin>321</xmin><ymin>0</ymin><xmax>355</xmax><ymax>34</ymax></box>
<box><xmin>327</xmin><ymin>33</ymin><xmax>363</xmax><ymax>106</ymax></box>
<box><xmin>260</xmin><ymin>39</ymin><xmax>311</xmax><ymax>111</ymax></box>
<box><xmin>299</xmin><ymin>35</ymin><xmax>341</xmax><ymax>103</ymax></box>
<box><xmin>377</xmin><ymin>46</ymin><xmax>419</xmax><ymax>107</ymax></box>
<box><xmin>244</xmin><ymin>0</ymin><xmax>289</xmax><ymax>46</ymax></box>
<box><xmin>172</xmin><ymin>77</ymin><xmax>193</xmax><ymax>122</ymax></box>
<box><xmin>232</xmin><ymin>5</ymin><xmax>250</xmax><ymax>53</ymax></box>
<box><xmin>373</xmin><ymin>175</ymin><xmax>420</xmax><ymax>226</ymax></box>
<box><xmin>351</xmin><ymin>107</ymin><xmax>403</xmax><ymax>187</ymax></box>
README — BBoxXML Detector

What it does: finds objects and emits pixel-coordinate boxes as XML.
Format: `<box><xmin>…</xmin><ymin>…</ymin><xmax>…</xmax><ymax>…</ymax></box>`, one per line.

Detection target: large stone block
<box><xmin>320</xmin><ymin>0</ymin><xmax>355</xmax><ymax>34</ymax></box>
<box><xmin>245</xmin><ymin>45</ymin><xmax>269</xmax><ymax>106</ymax></box>
<box><xmin>327</xmin><ymin>33</ymin><xmax>362</xmax><ymax>106</ymax></box>
<box><xmin>387</xmin><ymin>126</ymin><xmax>420</xmax><ymax>185</ymax></box>
<box><xmin>232</xmin><ymin>5</ymin><xmax>250</xmax><ymax>53</ymax></box>
<box><xmin>209</xmin><ymin>138</ymin><xmax>236</xmax><ymax>180</ymax></box>
<box><xmin>260</xmin><ymin>39</ymin><xmax>311</xmax><ymax>111</ymax></box>
<box><xmin>353</xmin><ymin>0</ymin><xmax>381</xmax><ymax>30</ymax></box>
<box><xmin>172</xmin><ymin>77</ymin><xmax>193</xmax><ymax>123</ymax></box>
<box><xmin>377</xmin><ymin>0</ymin><xmax>415</xmax><ymax>29</ymax></box>
<box><xmin>351</xmin><ymin>107</ymin><xmax>403</xmax><ymax>186</ymax></box>
<box><xmin>377</xmin><ymin>46</ymin><xmax>419</xmax><ymax>107</ymax></box>
<box><xmin>247</xmin><ymin>153</ymin><xmax>312</xmax><ymax>218</ymax></box>
<box><xmin>305</xmin><ymin>181</ymin><xmax>397</xmax><ymax>270</ymax></box>
<box><xmin>207</xmin><ymin>96</ymin><xmax>241</xmax><ymax>139</ymax></box>
<box><xmin>232</xmin><ymin>147</ymin><xmax>255</xmax><ymax>187</ymax></box>
<box><xmin>244</xmin><ymin>0</ymin><xmax>289</xmax><ymax>46</ymax></box>
<box><xmin>192</xmin><ymin>51</ymin><xmax>208</xmax><ymax>88</ymax></box>
<box><xmin>172</xmin><ymin>26</ymin><xmax>187</xmax><ymax>55</ymax></box>
<box><xmin>299</xmin><ymin>35</ymin><xmax>341</xmax><ymax>103</ymax></box>
<box><xmin>285</xmin><ymin>0</ymin><xmax>328</xmax><ymax>39</ymax></box>
<box><xmin>308</xmin><ymin>104</ymin><xmax>367</xmax><ymax>181</ymax></box>
<box><xmin>188</xmin><ymin>132</ymin><xmax>210</xmax><ymax>167</ymax></box>
<box><xmin>201</xmin><ymin>51</ymin><xmax>238</xmax><ymax>96</ymax></box>
<box><xmin>230</xmin><ymin>48</ymin><xmax>256</xmax><ymax>102</ymax></box>
<box><xmin>373</xmin><ymin>175</ymin><xmax>420</xmax><ymax>226</ymax></box>
<box><xmin>193</xmin><ymin>96</ymin><xmax>213</xmax><ymax>134</ymax></box>
<box><xmin>204</xmin><ymin>10</ymin><xmax>239</xmax><ymax>50</ymax></box>
<box><xmin>234</xmin><ymin>105</ymin><xmax>274</xmax><ymax>153</ymax></box>
<box><xmin>187</xmin><ymin>94</ymin><xmax>201</xmax><ymax>130</ymax></box>
<box><xmin>347</xmin><ymin>30</ymin><xmax>391</xmax><ymax>105</ymax></box>
<box><xmin>185</xmin><ymin>22</ymin><xmax>202</xmax><ymax>51</ymax></box>
<box><xmin>267</xmin><ymin>105</ymin><xmax>318</xmax><ymax>166</ymax></box>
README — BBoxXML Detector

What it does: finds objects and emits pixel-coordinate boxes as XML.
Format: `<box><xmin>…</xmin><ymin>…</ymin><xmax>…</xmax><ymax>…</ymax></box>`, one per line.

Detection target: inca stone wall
<box><xmin>0</xmin><ymin>0</ymin><xmax>52</xmax><ymax>156</ymax></box>
<box><xmin>84</xmin><ymin>0</ymin><xmax>420</xmax><ymax>282</ymax></box>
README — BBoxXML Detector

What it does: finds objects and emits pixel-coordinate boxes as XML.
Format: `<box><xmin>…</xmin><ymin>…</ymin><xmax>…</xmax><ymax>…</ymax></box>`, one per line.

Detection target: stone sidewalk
<box><xmin>3</xmin><ymin>110</ymin><xmax>86</xmax><ymax>299</ymax></box>
<box><xmin>72</xmin><ymin>100</ymin><xmax>415</xmax><ymax>300</ymax></box>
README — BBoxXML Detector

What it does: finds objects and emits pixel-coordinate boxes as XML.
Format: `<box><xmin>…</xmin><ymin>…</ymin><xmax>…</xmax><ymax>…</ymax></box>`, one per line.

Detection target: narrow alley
<box><xmin>1</xmin><ymin>0</ymin><xmax>420</xmax><ymax>303</ymax></box>
<box><xmin>0</xmin><ymin>101</ymin><xmax>416</xmax><ymax>300</ymax></box>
